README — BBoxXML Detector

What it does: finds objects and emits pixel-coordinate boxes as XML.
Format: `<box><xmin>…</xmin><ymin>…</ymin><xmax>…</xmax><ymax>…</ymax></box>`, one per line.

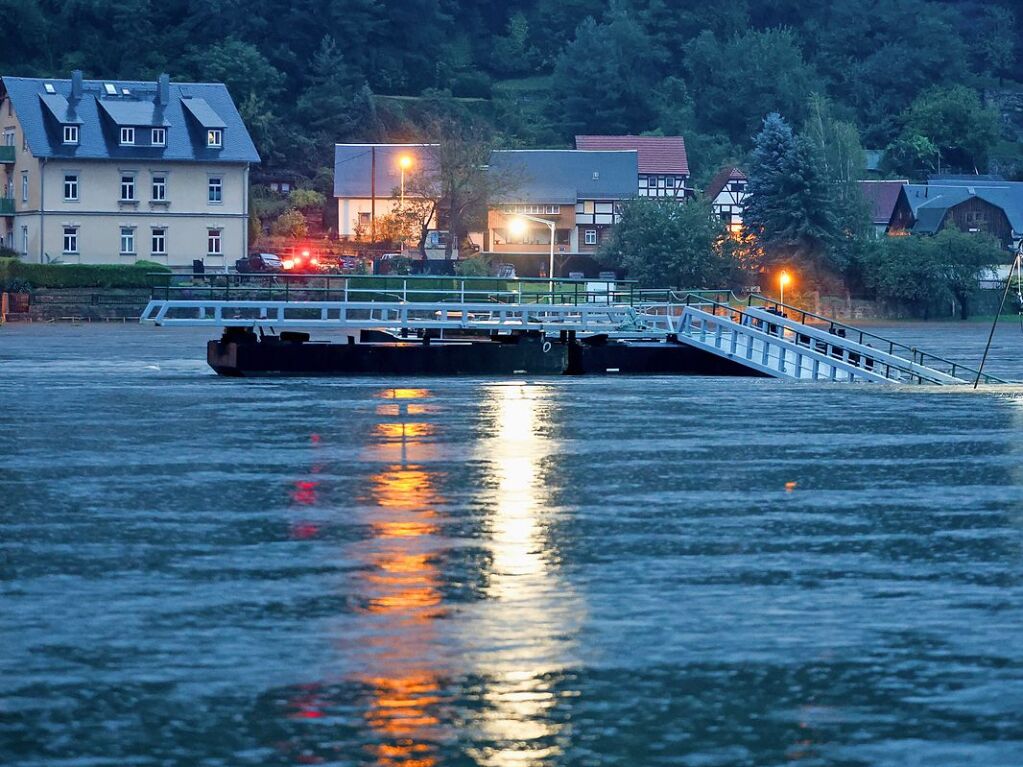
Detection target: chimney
<box><xmin>71</xmin><ymin>69</ymin><xmax>83</xmax><ymax>100</ymax></box>
<box><xmin>157</xmin><ymin>74</ymin><xmax>170</xmax><ymax>106</ymax></box>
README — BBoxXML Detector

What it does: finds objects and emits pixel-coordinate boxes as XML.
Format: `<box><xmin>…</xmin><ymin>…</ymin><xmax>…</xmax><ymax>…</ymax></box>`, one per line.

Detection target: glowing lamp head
<box><xmin>301</xmin><ymin>249</ymin><xmax>310</xmax><ymax>258</ymax></box>
<box><xmin>508</xmin><ymin>217</ymin><xmax>528</xmax><ymax>239</ymax></box>
<box><xmin>399</xmin><ymin>155</ymin><xmax>413</xmax><ymax>170</ymax></box>
<box><xmin>779</xmin><ymin>271</ymin><xmax>791</xmax><ymax>288</ymax></box>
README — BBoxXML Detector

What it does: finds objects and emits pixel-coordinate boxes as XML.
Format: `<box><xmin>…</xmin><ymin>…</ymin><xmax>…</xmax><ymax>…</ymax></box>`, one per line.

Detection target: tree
<box><xmin>745</xmin><ymin>113</ymin><xmax>842</xmax><ymax>279</ymax></box>
<box><xmin>415</xmin><ymin>119</ymin><xmax>520</xmax><ymax>258</ymax></box>
<box><xmin>900</xmin><ymin>86</ymin><xmax>1001</xmax><ymax>173</ymax></box>
<box><xmin>882</xmin><ymin>134</ymin><xmax>941</xmax><ymax>178</ymax></box>
<box><xmin>549</xmin><ymin>12</ymin><xmax>664</xmax><ymax>136</ymax></box>
<box><xmin>858</xmin><ymin>228</ymin><xmax>1003</xmax><ymax>318</ymax></box>
<box><xmin>598</xmin><ymin>197</ymin><xmax>731</xmax><ymax>288</ymax></box>
<box><xmin>687</xmin><ymin>28</ymin><xmax>820</xmax><ymax>143</ymax></box>
<box><xmin>271</xmin><ymin>208</ymin><xmax>308</xmax><ymax>237</ymax></box>
<box><xmin>288</xmin><ymin>188</ymin><xmax>326</xmax><ymax>212</ymax></box>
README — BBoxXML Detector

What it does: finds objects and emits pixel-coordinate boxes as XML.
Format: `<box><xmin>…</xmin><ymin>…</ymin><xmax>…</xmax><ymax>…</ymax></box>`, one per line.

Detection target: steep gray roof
<box><xmin>333</xmin><ymin>145</ymin><xmax>638</xmax><ymax>203</ymax></box>
<box><xmin>904</xmin><ymin>183</ymin><xmax>1023</xmax><ymax>234</ymax></box>
<box><xmin>333</xmin><ymin>144</ymin><xmax>437</xmax><ymax>198</ymax></box>
<box><xmin>490</xmin><ymin>149</ymin><xmax>638</xmax><ymax>203</ymax></box>
<box><xmin>1</xmin><ymin>75</ymin><xmax>259</xmax><ymax>163</ymax></box>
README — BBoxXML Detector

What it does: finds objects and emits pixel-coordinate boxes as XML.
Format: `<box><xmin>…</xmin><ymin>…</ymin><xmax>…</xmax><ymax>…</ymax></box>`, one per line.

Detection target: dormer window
<box><xmin>207</xmin><ymin>129</ymin><xmax>222</xmax><ymax>148</ymax></box>
<box><xmin>151</xmin><ymin>128</ymin><xmax>166</xmax><ymax>146</ymax></box>
<box><xmin>120</xmin><ymin>127</ymin><xmax>135</xmax><ymax>145</ymax></box>
<box><xmin>63</xmin><ymin>125</ymin><xmax>79</xmax><ymax>145</ymax></box>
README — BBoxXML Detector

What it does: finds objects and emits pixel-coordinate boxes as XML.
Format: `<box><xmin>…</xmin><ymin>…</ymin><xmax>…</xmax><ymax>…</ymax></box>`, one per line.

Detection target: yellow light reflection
<box><xmin>468</xmin><ymin>384</ymin><xmax>581</xmax><ymax>767</ymax></box>
<box><xmin>355</xmin><ymin>387</ymin><xmax>447</xmax><ymax>767</ymax></box>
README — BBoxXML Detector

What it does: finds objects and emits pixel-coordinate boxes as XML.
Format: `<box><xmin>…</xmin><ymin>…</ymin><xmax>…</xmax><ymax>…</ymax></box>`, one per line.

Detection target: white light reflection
<box><xmin>467</xmin><ymin>383</ymin><xmax>582</xmax><ymax>767</ymax></box>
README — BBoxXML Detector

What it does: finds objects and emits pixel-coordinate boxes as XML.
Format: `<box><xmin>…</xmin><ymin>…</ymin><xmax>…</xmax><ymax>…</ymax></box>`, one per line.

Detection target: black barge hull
<box><xmin>208</xmin><ymin>331</ymin><xmax>765</xmax><ymax>378</ymax></box>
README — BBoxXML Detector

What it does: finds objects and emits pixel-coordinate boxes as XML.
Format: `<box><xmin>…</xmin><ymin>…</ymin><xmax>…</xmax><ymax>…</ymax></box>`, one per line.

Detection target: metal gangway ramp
<box><xmin>658</xmin><ymin>295</ymin><xmax>1005</xmax><ymax>385</ymax></box>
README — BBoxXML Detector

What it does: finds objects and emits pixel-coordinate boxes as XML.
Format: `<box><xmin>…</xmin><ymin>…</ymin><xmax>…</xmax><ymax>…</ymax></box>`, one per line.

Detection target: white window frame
<box><xmin>151</xmin><ymin>174</ymin><xmax>167</xmax><ymax>201</ymax></box>
<box><xmin>584</xmin><ymin>229</ymin><xmax>597</xmax><ymax>245</ymax></box>
<box><xmin>20</xmin><ymin>225</ymin><xmax>28</xmax><ymax>256</ymax></box>
<box><xmin>207</xmin><ymin>176</ymin><xmax>223</xmax><ymax>204</ymax></box>
<box><xmin>120</xmin><ymin>127</ymin><xmax>135</xmax><ymax>145</ymax></box>
<box><xmin>21</xmin><ymin>171</ymin><xmax>28</xmax><ymax>202</ymax></box>
<box><xmin>120</xmin><ymin>174</ymin><xmax>136</xmax><ymax>202</ymax></box>
<box><xmin>151</xmin><ymin>228</ymin><xmax>167</xmax><ymax>255</ymax></box>
<box><xmin>207</xmin><ymin>228</ymin><xmax>222</xmax><ymax>255</ymax></box>
<box><xmin>3</xmin><ymin>127</ymin><xmax>15</xmax><ymax>146</ymax></box>
<box><xmin>207</xmin><ymin>129</ymin><xmax>223</xmax><ymax>148</ymax></box>
<box><xmin>120</xmin><ymin>226</ymin><xmax>136</xmax><ymax>255</ymax></box>
<box><xmin>63</xmin><ymin>125</ymin><xmax>79</xmax><ymax>145</ymax></box>
<box><xmin>63</xmin><ymin>173</ymin><xmax>79</xmax><ymax>201</ymax></box>
<box><xmin>151</xmin><ymin>127</ymin><xmax>166</xmax><ymax>146</ymax></box>
<box><xmin>63</xmin><ymin>226</ymin><xmax>79</xmax><ymax>254</ymax></box>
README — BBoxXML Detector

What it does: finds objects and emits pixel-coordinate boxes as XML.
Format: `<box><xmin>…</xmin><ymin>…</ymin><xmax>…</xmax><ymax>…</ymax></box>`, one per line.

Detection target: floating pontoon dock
<box><xmin>140</xmin><ymin>274</ymin><xmax>1006</xmax><ymax>383</ymax></box>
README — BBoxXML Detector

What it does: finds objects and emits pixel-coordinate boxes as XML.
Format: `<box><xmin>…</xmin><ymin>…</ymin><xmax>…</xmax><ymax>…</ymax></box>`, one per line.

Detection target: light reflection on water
<box><xmin>1</xmin><ymin>325</ymin><xmax>1023</xmax><ymax>766</ymax></box>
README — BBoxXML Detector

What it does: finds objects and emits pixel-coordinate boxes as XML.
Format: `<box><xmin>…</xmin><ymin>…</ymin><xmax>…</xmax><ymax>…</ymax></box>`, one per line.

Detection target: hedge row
<box><xmin>0</xmin><ymin>258</ymin><xmax>169</xmax><ymax>289</ymax></box>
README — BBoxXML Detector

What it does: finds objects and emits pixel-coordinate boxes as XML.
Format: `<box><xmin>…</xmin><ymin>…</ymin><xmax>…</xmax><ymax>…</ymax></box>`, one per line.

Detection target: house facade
<box><xmin>705</xmin><ymin>166</ymin><xmax>748</xmax><ymax>234</ymax></box>
<box><xmin>575</xmin><ymin>135</ymin><xmax>689</xmax><ymax>198</ymax></box>
<box><xmin>0</xmin><ymin>70</ymin><xmax>258</xmax><ymax>267</ymax></box>
<box><xmin>891</xmin><ymin>179</ymin><xmax>1023</xmax><ymax>250</ymax></box>
<box><xmin>333</xmin><ymin>143</ymin><xmax>438</xmax><ymax>240</ymax></box>
<box><xmin>485</xmin><ymin>149</ymin><xmax>637</xmax><ymax>257</ymax></box>
<box><xmin>857</xmin><ymin>179</ymin><xmax>908</xmax><ymax>236</ymax></box>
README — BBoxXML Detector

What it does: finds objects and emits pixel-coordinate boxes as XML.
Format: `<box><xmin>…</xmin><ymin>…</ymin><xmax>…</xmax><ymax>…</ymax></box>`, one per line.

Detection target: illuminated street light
<box><xmin>503</xmin><ymin>213</ymin><xmax>555</xmax><ymax>297</ymax></box>
<box><xmin>779</xmin><ymin>270</ymin><xmax>791</xmax><ymax>305</ymax></box>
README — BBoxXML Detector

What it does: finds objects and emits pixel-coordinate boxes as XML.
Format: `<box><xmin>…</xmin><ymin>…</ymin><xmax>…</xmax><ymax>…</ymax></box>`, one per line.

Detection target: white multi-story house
<box><xmin>0</xmin><ymin>70</ymin><xmax>259</xmax><ymax>267</ymax></box>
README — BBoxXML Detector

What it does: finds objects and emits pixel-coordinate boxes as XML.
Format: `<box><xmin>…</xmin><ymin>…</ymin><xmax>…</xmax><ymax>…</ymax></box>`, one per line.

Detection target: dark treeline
<box><xmin>3</xmin><ymin>0</ymin><xmax>1021</xmax><ymax>183</ymax></box>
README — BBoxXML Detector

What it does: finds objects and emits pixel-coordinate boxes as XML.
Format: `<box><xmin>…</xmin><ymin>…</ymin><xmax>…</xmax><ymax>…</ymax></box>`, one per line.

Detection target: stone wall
<box><xmin>4</xmin><ymin>288</ymin><xmax>150</xmax><ymax>322</ymax></box>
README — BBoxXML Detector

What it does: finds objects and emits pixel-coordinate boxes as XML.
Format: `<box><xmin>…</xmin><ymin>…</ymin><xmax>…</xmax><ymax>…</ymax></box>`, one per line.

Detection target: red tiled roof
<box><xmin>857</xmin><ymin>180</ymin><xmax>907</xmax><ymax>225</ymax></box>
<box><xmin>704</xmin><ymin>166</ymin><xmax>747</xmax><ymax>199</ymax></box>
<box><xmin>575</xmin><ymin>135</ymin><xmax>689</xmax><ymax>176</ymax></box>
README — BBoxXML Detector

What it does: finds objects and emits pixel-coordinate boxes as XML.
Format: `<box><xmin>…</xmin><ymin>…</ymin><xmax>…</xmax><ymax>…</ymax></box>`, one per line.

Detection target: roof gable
<box><xmin>857</xmin><ymin>180</ymin><xmax>908</xmax><ymax>225</ymax></box>
<box><xmin>1</xmin><ymin>75</ymin><xmax>259</xmax><ymax>163</ymax></box>
<box><xmin>575</xmin><ymin>135</ymin><xmax>689</xmax><ymax>176</ymax></box>
<box><xmin>704</xmin><ymin>166</ymin><xmax>747</xmax><ymax>199</ymax></box>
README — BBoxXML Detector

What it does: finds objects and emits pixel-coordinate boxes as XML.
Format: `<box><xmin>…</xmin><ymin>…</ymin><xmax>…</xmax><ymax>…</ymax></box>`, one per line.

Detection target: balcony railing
<box><xmin>0</xmin><ymin>197</ymin><xmax>14</xmax><ymax>215</ymax></box>
<box><xmin>0</xmin><ymin>146</ymin><xmax>15</xmax><ymax>164</ymax></box>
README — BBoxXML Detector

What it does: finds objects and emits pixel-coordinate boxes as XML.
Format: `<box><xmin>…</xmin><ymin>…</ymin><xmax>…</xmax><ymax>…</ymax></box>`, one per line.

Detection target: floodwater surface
<box><xmin>1</xmin><ymin>323</ymin><xmax>1022</xmax><ymax>766</ymax></box>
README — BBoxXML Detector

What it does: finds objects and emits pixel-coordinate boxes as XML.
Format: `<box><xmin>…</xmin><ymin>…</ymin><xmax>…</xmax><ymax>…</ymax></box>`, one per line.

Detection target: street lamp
<box><xmin>779</xmin><ymin>270</ymin><xmax>791</xmax><ymax>305</ymax></box>
<box><xmin>505</xmin><ymin>212</ymin><xmax>556</xmax><ymax>298</ymax></box>
<box><xmin>398</xmin><ymin>155</ymin><xmax>413</xmax><ymax>255</ymax></box>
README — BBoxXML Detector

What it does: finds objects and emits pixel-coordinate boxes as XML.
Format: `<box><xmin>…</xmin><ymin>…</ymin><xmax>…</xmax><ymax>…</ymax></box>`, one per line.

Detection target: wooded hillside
<box><xmin>4</xmin><ymin>0</ymin><xmax>1020</xmax><ymax>183</ymax></box>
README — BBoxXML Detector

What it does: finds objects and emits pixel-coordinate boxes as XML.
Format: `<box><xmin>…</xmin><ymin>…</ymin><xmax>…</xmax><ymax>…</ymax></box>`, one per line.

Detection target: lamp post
<box><xmin>779</xmin><ymin>270</ymin><xmax>791</xmax><ymax>305</ymax></box>
<box><xmin>398</xmin><ymin>154</ymin><xmax>413</xmax><ymax>255</ymax></box>
<box><xmin>506</xmin><ymin>212</ymin><xmax>556</xmax><ymax>299</ymax></box>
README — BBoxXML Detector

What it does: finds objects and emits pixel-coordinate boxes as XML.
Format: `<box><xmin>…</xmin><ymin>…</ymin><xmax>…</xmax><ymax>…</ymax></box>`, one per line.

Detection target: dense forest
<box><xmin>3</xmin><ymin>0</ymin><xmax>1021</xmax><ymax>186</ymax></box>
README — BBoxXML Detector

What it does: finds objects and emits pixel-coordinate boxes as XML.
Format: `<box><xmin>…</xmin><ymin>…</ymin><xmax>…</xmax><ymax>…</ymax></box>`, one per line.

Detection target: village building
<box><xmin>575</xmin><ymin>135</ymin><xmax>689</xmax><ymax>198</ymax></box>
<box><xmin>333</xmin><ymin>143</ymin><xmax>438</xmax><ymax>241</ymax></box>
<box><xmin>857</xmin><ymin>179</ymin><xmax>909</xmax><ymax>236</ymax></box>
<box><xmin>485</xmin><ymin>149</ymin><xmax>637</xmax><ymax>258</ymax></box>
<box><xmin>332</xmin><ymin>144</ymin><xmax>637</xmax><ymax>263</ymax></box>
<box><xmin>0</xmin><ymin>71</ymin><xmax>258</xmax><ymax>267</ymax></box>
<box><xmin>704</xmin><ymin>166</ymin><xmax>748</xmax><ymax>234</ymax></box>
<box><xmin>890</xmin><ymin>178</ymin><xmax>1023</xmax><ymax>250</ymax></box>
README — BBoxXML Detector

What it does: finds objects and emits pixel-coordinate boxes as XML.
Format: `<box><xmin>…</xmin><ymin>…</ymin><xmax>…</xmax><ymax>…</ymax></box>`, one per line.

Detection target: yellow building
<box><xmin>0</xmin><ymin>71</ymin><xmax>259</xmax><ymax>267</ymax></box>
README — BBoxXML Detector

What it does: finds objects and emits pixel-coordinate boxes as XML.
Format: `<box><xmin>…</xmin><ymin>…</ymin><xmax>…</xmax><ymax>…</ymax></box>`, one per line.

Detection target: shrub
<box><xmin>0</xmin><ymin>260</ymin><xmax>170</xmax><ymax>289</ymax></box>
<box><xmin>455</xmin><ymin>254</ymin><xmax>492</xmax><ymax>277</ymax></box>
<box><xmin>272</xmin><ymin>207</ymin><xmax>308</xmax><ymax>237</ymax></box>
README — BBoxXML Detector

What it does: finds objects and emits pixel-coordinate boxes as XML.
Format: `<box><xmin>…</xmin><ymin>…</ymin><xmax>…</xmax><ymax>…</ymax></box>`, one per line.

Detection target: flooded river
<box><xmin>1</xmin><ymin>323</ymin><xmax>1022</xmax><ymax>766</ymax></box>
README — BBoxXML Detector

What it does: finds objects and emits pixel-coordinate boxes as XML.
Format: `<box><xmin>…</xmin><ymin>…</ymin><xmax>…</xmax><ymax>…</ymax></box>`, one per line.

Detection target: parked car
<box><xmin>281</xmin><ymin>249</ymin><xmax>325</xmax><ymax>273</ymax></box>
<box><xmin>236</xmin><ymin>252</ymin><xmax>282</xmax><ymax>273</ymax></box>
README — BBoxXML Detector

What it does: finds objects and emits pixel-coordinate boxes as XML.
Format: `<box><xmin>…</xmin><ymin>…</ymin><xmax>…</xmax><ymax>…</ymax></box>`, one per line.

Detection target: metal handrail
<box><xmin>677</xmin><ymin>293</ymin><xmax>1004</xmax><ymax>384</ymax></box>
